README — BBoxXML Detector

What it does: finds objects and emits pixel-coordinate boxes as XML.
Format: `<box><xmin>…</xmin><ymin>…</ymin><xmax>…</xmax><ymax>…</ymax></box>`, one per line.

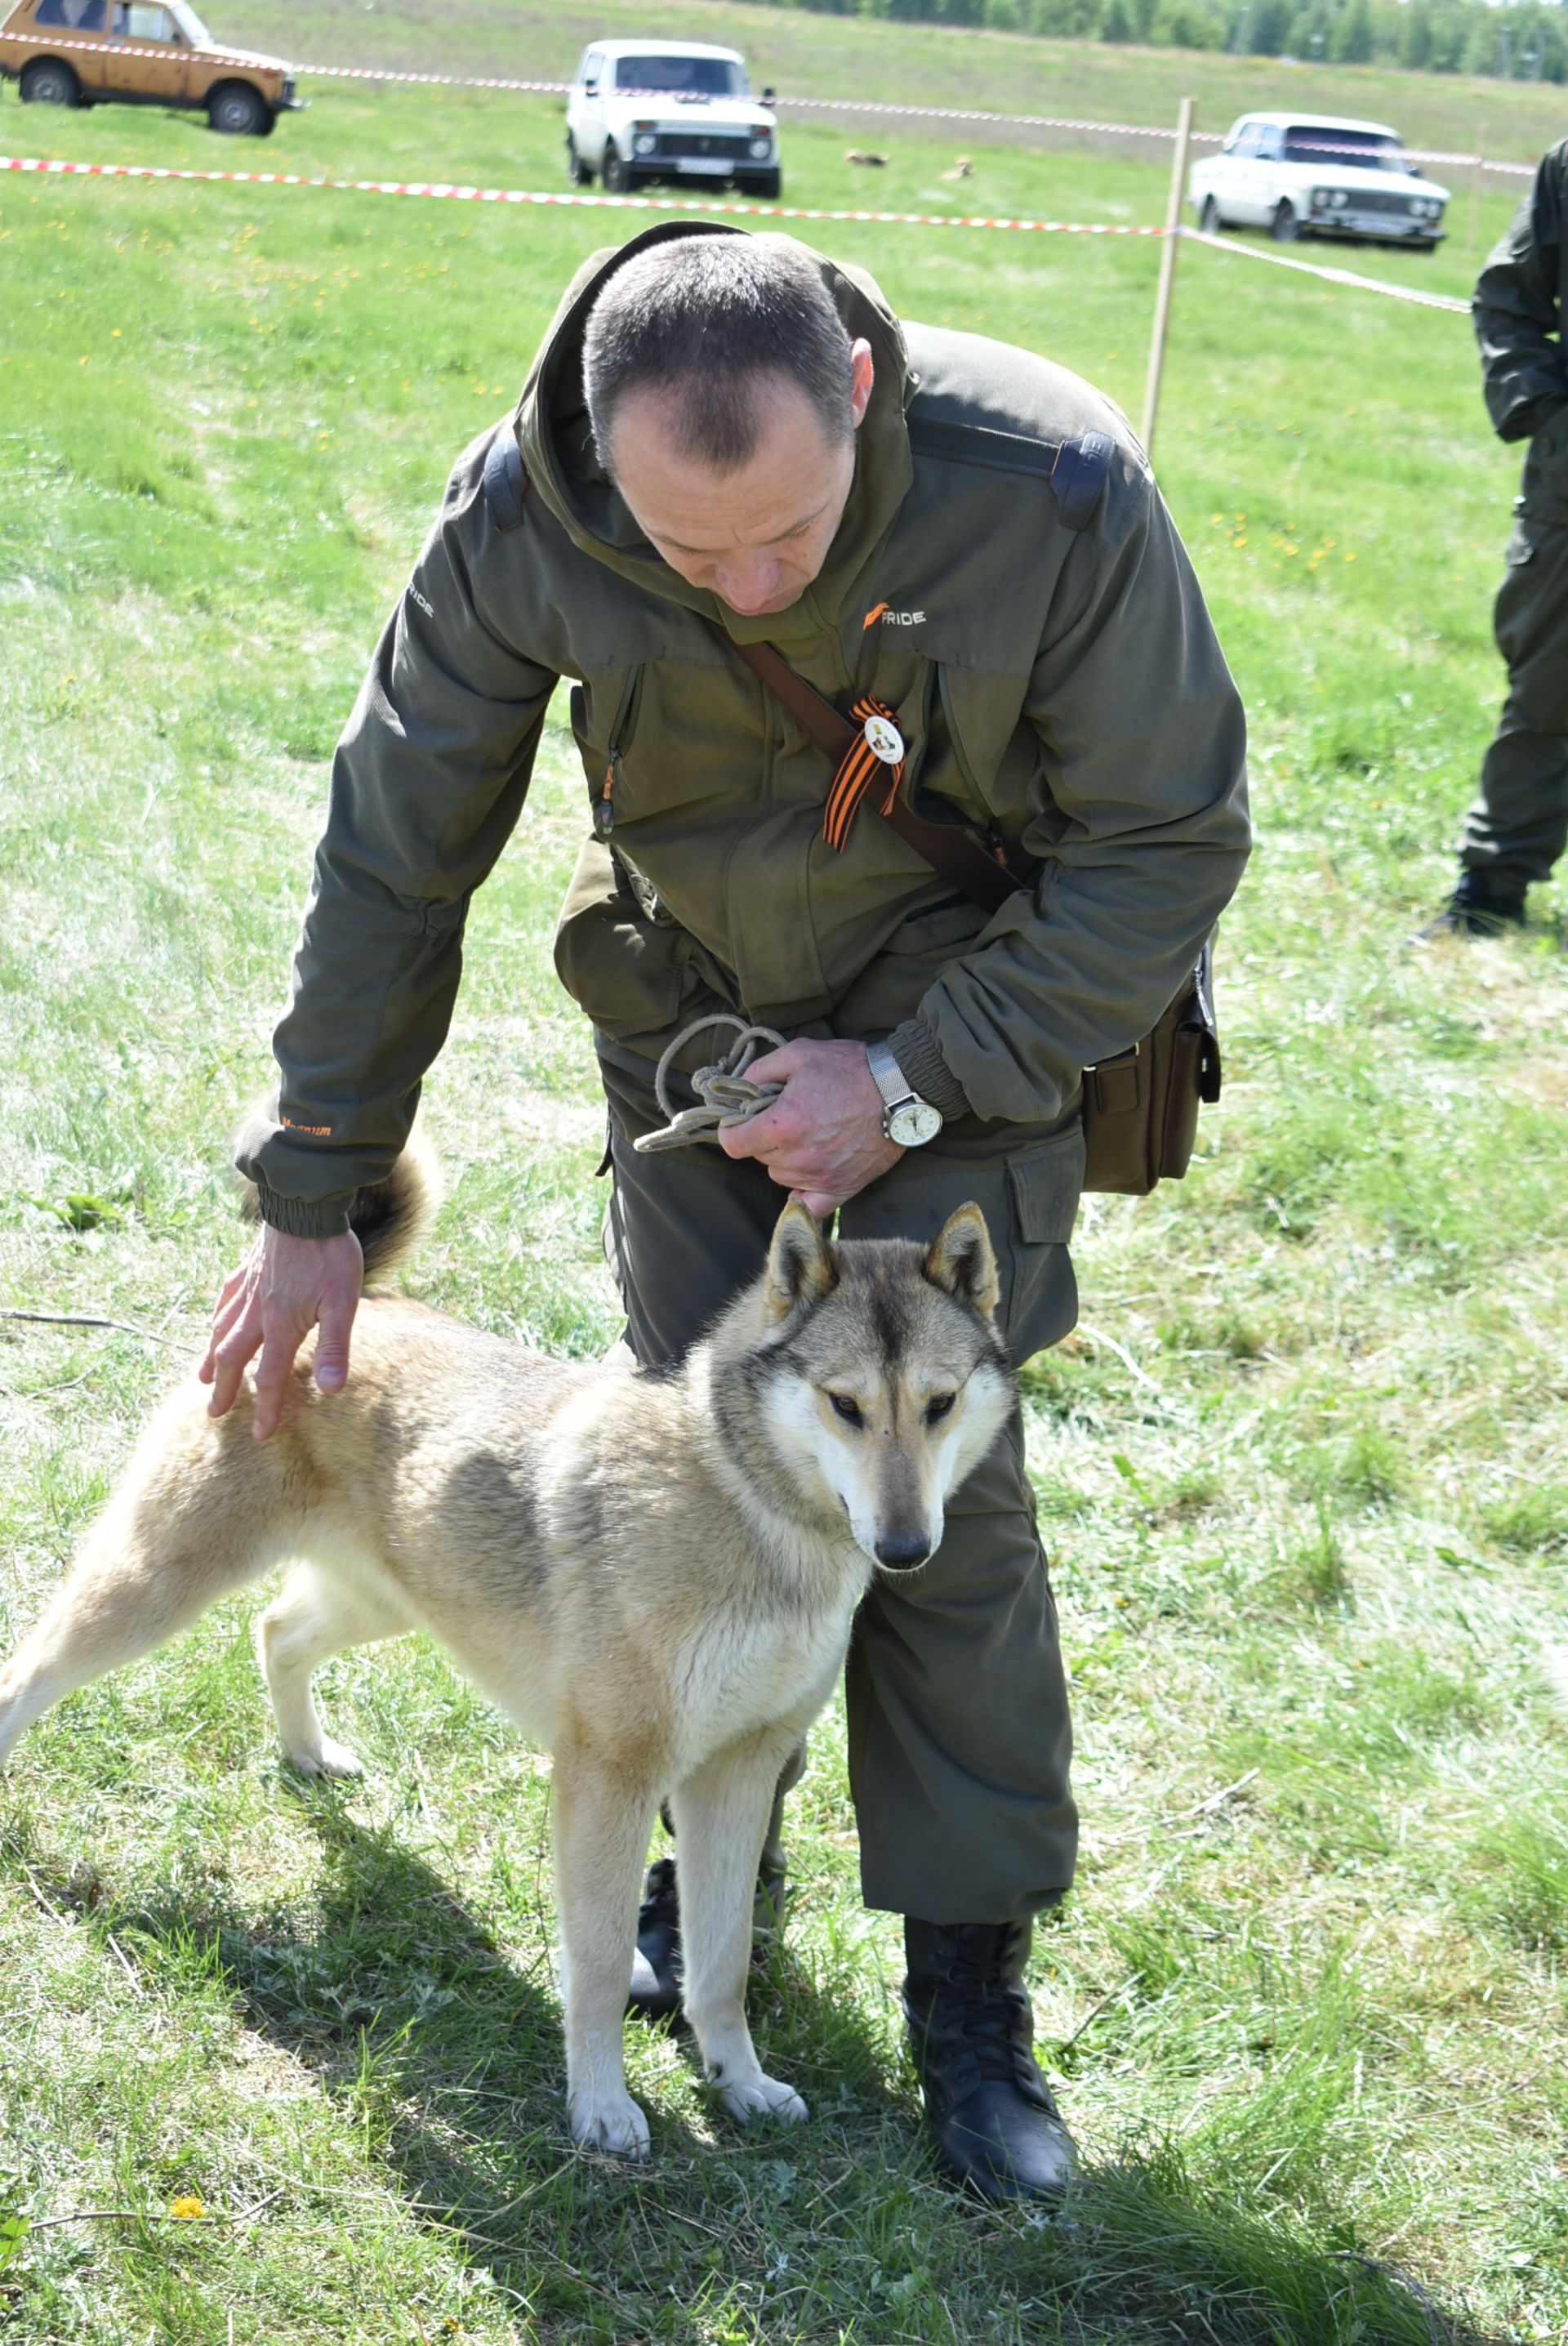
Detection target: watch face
<box><xmin>888</xmin><ymin>1099</ymin><xmax>943</xmax><ymax>1148</ymax></box>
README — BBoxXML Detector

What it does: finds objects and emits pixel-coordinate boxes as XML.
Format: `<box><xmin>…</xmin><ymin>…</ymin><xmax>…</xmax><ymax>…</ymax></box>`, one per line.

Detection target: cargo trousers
<box><xmin>596</xmin><ymin>1036</ymin><xmax>1081</xmax><ymax>1927</ymax></box>
<box><xmin>1461</xmin><ymin>447</ymin><xmax>1568</xmax><ymax>889</ymax></box>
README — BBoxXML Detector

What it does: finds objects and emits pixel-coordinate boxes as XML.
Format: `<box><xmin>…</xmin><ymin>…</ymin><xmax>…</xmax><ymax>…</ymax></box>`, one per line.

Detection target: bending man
<box><xmin>202</xmin><ymin>228</ymin><xmax>1250</xmax><ymax>2201</ymax></box>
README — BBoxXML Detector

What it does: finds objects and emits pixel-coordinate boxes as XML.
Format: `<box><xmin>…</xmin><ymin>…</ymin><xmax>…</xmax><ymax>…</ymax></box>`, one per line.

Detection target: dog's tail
<box><xmin>235</xmin><ymin>1104</ymin><xmax>442</xmax><ymax>1288</ymax></box>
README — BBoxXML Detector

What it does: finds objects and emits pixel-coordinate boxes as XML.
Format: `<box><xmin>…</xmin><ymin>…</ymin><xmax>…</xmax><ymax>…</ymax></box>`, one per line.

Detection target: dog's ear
<box><xmin>924</xmin><ymin>1202</ymin><xmax>1000</xmax><ymax>1322</ymax></box>
<box><xmin>764</xmin><ymin>1202</ymin><xmax>836</xmax><ymax>1322</ymax></box>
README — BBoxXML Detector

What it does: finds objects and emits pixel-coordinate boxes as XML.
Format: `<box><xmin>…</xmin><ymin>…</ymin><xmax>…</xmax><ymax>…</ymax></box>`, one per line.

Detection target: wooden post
<box><xmin>1467</xmin><ymin>119</ymin><xmax>1485</xmax><ymax>260</ymax></box>
<box><xmin>1141</xmin><ymin>96</ymin><xmax>1196</xmax><ymax>463</ymax></box>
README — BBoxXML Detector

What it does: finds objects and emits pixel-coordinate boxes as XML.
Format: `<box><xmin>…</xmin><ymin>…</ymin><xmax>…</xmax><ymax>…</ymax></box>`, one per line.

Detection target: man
<box><xmin>202</xmin><ymin>227</ymin><xmax>1250</xmax><ymax>2201</ymax></box>
<box><xmin>1433</xmin><ymin>140</ymin><xmax>1568</xmax><ymax>934</ymax></box>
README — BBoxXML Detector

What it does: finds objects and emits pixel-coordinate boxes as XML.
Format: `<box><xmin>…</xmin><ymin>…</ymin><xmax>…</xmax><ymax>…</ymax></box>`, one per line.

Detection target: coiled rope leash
<box><xmin>632</xmin><ymin>1014</ymin><xmax>790</xmax><ymax>1156</ymax></box>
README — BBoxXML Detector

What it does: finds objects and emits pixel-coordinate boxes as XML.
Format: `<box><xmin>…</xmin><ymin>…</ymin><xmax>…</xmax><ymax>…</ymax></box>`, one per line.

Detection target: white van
<box><xmin>565</xmin><ymin>39</ymin><xmax>781</xmax><ymax>200</ymax></box>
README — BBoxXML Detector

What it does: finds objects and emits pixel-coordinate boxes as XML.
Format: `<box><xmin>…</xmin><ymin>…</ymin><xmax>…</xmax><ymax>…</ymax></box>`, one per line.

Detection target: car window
<box><xmin>34</xmin><ymin>0</ymin><xmax>108</xmax><ymax>25</ymax></box>
<box><xmin>1285</xmin><ymin>126</ymin><xmax>1404</xmax><ymax>171</ymax></box>
<box><xmin>1226</xmin><ymin>122</ymin><xmax>1260</xmax><ymax>159</ymax></box>
<box><xmin>112</xmin><ymin>2</ymin><xmax>174</xmax><ymax>34</ymax></box>
<box><xmin>1256</xmin><ymin>125</ymin><xmax>1283</xmax><ymax>162</ymax></box>
<box><xmin>615</xmin><ymin>54</ymin><xmax>746</xmax><ymax>96</ymax></box>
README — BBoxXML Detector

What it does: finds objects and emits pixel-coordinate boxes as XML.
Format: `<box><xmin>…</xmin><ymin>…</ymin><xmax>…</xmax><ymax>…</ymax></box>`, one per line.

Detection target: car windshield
<box><xmin>1284</xmin><ymin>127</ymin><xmax>1405</xmax><ymax>172</ymax></box>
<box><xmin>615</xmin><ymin>54</ymin><xmax>746</xmax><ymax>96</ymax></box>
<box><xmin>169</xmin><ymin>0</ymin><xmax>212</xmax><ymax>36</ymax></box>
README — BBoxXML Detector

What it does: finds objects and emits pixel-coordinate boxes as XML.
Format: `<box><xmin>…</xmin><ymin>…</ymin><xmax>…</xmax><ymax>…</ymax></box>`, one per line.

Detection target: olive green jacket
<box><xmin>1475</xmin><ymin>140</ymin><xmax>1568</xmax><ymax>521</ymax></box>
<box><xmin>245</xmin><ymin>222</ymin><xmax>1250</xmax><ymax>1236</ymax></box>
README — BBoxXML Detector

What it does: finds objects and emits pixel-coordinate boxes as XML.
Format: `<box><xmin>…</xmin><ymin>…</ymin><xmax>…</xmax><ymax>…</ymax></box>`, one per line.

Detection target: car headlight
<box><xmin>748</xmin><ymin>136</ymin><xmax>772</xmax><ymax>160</ymax></box>
<box><xmin>1331</xmin><ymin>190</ymin><xmax>1349</xmax><ymax>208</ymax></box>
<box><xmin>1312</xmin><ymin>187</ymin><xmax>1330</xmax><ymax>208</ymax></box>
<box><xmin>633</xmin><ymin>132</ymin><xmax>657</xmax><ymax>157</ymax></box>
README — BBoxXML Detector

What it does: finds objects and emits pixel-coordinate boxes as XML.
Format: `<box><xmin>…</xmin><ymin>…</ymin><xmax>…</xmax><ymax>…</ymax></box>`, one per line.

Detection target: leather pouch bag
<box><xmin>1080</xmin><ymin>942</ymin><xmax>1223</xmax><ymax>1196</ymax></box>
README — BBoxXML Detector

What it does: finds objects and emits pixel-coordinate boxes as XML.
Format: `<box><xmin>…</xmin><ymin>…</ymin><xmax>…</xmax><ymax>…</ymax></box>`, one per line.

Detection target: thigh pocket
<box><xmin>1004</xmin><ymin>1128</ymin><xmax>1084</xmax><ymax>1361</ymax></box>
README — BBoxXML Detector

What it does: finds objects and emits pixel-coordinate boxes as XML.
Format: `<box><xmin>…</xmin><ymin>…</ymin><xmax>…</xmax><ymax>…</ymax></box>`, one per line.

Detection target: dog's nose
<box><xmin>875</xmin><ymin>1532</ymin><xmax>931</xmax><ymax>1572</ymax></box>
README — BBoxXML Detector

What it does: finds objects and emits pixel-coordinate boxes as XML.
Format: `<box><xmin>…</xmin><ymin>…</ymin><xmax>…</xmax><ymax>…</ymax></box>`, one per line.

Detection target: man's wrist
<box><xmin>252</xmin><ymin>1185</ymin><xmax>354</xmax><ymax>1242</ymax></box>
<box><xmin>884</xmin><ymin>1019</ymin><xmax>972</xmax><ymax>1122</ymax></box>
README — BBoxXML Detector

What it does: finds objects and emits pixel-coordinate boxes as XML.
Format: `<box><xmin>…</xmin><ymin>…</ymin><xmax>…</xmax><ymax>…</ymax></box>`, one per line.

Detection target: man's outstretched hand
<box><xmin>200</xmin><ymin>1224</ymin><xmax>364</xmax><ymax>1440</ymax></box>
<box><xmin>717</xmin><ymin>1037</ymin><xmax>902</xmax><ymax>1218</ymax></box>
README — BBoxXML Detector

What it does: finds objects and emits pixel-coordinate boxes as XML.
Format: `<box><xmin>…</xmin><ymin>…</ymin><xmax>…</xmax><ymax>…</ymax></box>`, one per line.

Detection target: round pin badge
<box><xmin>862</xmin><ymin>712</ymin><xmax>905</xmax><ymax>765</ymax></box>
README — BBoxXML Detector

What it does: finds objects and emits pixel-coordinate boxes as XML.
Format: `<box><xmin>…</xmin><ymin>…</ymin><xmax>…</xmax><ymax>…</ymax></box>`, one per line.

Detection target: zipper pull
<box><xmin>594</xmin><ymin>754</ymin><xmax>617</xmax><ymax>839</ymax></box>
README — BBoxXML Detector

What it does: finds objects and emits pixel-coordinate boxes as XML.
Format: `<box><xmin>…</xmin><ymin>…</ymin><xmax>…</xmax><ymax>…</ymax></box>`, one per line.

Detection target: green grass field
<box><xmin>3</xmin><ymin>11</ymin><xmax>1568</xmax><ymax>2343</ymax></box>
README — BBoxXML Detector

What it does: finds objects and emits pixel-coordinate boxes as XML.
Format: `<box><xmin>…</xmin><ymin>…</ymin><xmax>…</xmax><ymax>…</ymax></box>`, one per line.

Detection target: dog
<box><xmin>0</xmin><ymin>1144</ymin><xmax>1013</xmax><ymax>2160</ymax></box>
<box><xmin>844</xmin><ymin>149</ymin><xmax>889</xmax><ymax>168</ymax></box>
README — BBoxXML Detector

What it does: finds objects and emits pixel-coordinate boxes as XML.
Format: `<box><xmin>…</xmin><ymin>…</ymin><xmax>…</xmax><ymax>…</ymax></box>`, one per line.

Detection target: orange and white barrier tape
<box><xmin>1182</xmin><ymin>225</ymin><xmax>1472</xmax><ymax>313</ymax></box>
<box><xmin>0</xmin><ymin>157</ymin><xmax>1495</xmax><ymax>301</ymax></box>
<box><xmin>0</xmin><ymin>152</ymin><xmax>1168</xmax><ymax>234</ymax></box>
<box><xmin>0</xmin><ymin>35</ymin><xmax>1537</xmax><ymax>174</ymax></box>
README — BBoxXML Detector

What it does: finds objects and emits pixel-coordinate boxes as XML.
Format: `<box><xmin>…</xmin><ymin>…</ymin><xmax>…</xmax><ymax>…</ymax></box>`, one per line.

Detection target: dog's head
<box><xmin>741</xmin><ymin>1201</ymin><xmax>1013</xmax><ymax>1575</ymax></box>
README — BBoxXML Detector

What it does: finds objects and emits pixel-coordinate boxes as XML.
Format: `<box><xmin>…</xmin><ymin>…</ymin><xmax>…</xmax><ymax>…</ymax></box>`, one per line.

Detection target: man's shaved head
<box><xmin>582</xmin><ymin>234</ymin><xmax>857</xmax><ymax>478</ymax></box>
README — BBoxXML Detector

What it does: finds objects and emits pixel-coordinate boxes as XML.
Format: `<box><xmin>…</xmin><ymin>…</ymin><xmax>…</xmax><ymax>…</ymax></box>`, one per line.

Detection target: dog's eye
<box><xmin>828</xmin><ymin>1392</ymin><xmax>863</xmax><ymax>1427</ymax></box>
<box><xmin>925</xmin><ymin>1394</ymin><xmax>956</xmax><ymax>1425</ymax></box>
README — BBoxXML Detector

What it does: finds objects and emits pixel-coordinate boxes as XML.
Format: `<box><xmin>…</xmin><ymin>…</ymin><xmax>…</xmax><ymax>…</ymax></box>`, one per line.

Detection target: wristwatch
<box><xmin>866</xmin><ymin>1040</ymin><xmax>943</xmax><ymax>1148</ymax></box>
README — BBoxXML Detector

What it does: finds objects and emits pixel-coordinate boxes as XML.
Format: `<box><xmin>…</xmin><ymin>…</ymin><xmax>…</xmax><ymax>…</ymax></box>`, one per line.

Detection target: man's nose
<box><xmin>716</xmin><ymin>559</ymin><xmax>782</xmax><ymax>613</ymax></box>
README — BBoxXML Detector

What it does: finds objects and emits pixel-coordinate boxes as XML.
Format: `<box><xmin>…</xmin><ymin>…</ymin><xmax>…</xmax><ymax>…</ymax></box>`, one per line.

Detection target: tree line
<box><xmin>753</xmin><ymin>0</ymin><xmax>1568</xmax><ymax>83</ymax></box>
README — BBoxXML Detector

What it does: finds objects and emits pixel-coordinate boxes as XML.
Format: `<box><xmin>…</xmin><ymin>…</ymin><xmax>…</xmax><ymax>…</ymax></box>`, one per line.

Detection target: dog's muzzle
<box><xmin>874</xmin><ymin>1532</ymin><xmax>933</xmax><ymax>1574</ymax></box>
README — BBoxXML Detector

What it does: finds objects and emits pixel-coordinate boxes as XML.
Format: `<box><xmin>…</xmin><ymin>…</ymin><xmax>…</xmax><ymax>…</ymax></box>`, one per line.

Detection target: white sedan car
<box><xmin>565</xmin><ymin>39</ymin><xmax>781</xmax><ymax>200</ymax></box>
<box><xmin>1188</xmin><ymin>113</ymin><xmax>1450</xmax><ymax>248</ymax></box>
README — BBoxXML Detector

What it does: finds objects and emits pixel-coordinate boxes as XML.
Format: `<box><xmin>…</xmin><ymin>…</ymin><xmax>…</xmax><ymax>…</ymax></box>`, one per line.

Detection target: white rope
<box><xmin>633</xmin><ymin>1015</ymin><xmax>786</xmax><ymax>1155</ymax></box>
<box><xmin>1181</xmin><ymin>223</ymin><xmax>1472</xmax><ymax>313</ymax></box>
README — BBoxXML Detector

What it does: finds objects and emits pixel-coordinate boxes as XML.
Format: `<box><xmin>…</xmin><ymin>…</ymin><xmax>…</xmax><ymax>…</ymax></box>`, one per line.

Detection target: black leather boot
<box><xmin>1421</xmin><ymin>868</ymin><xmax>1528</xmax><ymax>938</ymax></box>
<box><xmin>626</xmin><ymin>1840</ymin><xmax>789</xmax><ymax>2022</ymax></box>
<box><xmin>902</xmin><ymin>1918</ymin><xmax>1078</xmax><ymax>2203</ymax></box>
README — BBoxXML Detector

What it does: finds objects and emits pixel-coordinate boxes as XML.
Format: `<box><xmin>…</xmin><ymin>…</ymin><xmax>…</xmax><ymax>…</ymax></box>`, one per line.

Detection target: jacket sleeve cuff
<box><xmin>252</xmin><ymin>1184</ymin><xmax>355</xmax><ymax>1241</ymax></box>
<box><xmin>884</xmin><ymin>1019</ymin><xmax>973</xmax><ymax>1123</ymax></box>
<box><xmin>1503</xmin><ymin>393</ymin><xmax>1568</xmax><ymax>443</ymax></box>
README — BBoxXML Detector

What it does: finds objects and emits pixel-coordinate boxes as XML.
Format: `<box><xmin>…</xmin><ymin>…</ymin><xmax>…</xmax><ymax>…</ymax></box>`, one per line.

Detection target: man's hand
<box><xmin>199</xmin><ymin>1225</ymin><xmax>364</xmax><ymax>1440</ymax></box>
<box><xmin>718</xmin><ymin>1037</ymin><xmax>902</xmax><ymax>1218</ymax></box>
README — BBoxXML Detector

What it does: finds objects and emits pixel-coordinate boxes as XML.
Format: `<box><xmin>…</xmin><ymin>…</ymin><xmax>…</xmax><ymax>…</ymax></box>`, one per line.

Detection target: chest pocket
<box><xmin>570</xmin><ymin>666</ymin><xmax>645</xmax><ymax>843</ymax></box>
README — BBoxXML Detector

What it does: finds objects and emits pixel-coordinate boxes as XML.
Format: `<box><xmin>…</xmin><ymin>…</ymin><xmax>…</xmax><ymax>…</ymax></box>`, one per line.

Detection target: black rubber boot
<box><xmin>1421</xmin><ymin>868</ymin><xmax>1528</xmax><ymax>939</ymax></box>
<box><xmin>902</xmin><ymin>1918</ymin><xmax>1078</xmax><ymax>2204</ymax></box>
<box><xmin>626</xmin><ymin>1819</ymin><xmax>790</xmax><ymax>2022</ymax></box>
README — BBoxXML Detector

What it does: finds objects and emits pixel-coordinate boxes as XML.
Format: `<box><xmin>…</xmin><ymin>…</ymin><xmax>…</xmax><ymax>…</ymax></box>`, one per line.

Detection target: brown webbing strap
<box><xmin>725</xmin><ymin>635</ymin><xmax>1027</xmax><ymax>919</ymax></box>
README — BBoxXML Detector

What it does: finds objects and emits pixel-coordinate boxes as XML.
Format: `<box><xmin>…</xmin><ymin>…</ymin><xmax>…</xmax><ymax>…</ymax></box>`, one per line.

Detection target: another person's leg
<box><xmin>837</xmin><ymin>1123</ymin><xmax>1082</xmax><ymax>2201</ymax></box>
<box><xmin>1440</xmin><ymin>517</ymin><xmax>1568</xmax><ymax>931</ymax></box>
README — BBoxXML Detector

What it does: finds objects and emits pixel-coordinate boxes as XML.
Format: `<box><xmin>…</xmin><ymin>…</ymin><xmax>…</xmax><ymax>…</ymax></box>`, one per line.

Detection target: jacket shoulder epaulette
<box><xmin>906</xmin><ymin>408</ymin><xmax>1114</xmax><ymax>533</ymax></box>
<box><xmin>483</xmin><ymin>429</ymin><xmax>528</xmax><ymax>532</ymax></box>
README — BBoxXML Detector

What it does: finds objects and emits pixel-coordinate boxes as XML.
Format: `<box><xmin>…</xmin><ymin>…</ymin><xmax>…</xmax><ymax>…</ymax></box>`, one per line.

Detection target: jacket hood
<box><xmin>511</xmin><ymin>221</ymin><xmax>915</xmax><ymax>650</ymax></box>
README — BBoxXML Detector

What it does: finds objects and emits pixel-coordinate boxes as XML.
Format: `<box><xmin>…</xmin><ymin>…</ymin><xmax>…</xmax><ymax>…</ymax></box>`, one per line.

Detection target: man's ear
<box><xmin>924</xmin><ymin>1202</ymin><xmax>1000</xmax><ymax>1322</ymax></box>
<box><xmin>849</xmin><ymin>338</ymin><xmax>875</xmax><ymax>431</ymax></box>
<box><xmin>764</xmin><ymin>1202</ymin><xmax>836</xmax><ymax>1323</ymax></box>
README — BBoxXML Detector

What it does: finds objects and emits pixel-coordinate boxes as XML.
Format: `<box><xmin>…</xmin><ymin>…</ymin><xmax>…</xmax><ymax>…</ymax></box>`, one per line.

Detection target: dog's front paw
<box><xmin>569</xmin><ymin>2090</ymin><xmax>652</xmax><ymax>2161</ymax></box>
<box><xmin>288</xmin><ymin>1737</ymin><xmax>364</xmax><ymax>1781</ymax></box>
<box><xmin>717</xmin><ymin>2073</ymin><xmax>808</xmax><ymax>2126</ymax></box>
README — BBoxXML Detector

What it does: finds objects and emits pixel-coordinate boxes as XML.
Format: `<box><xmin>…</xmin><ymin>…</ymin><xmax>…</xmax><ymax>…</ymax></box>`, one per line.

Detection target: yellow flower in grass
<box><xmin>169</xmin><ymin>2194</ymin><xmax>206</xmax><ymax>2221</ymax></box>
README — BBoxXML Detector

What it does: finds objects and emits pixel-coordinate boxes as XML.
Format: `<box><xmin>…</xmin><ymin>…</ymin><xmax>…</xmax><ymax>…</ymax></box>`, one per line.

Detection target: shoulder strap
<box><xmin>722</xmin><ymin>632</ymin><xmax>1026</xmax><ymax>918</ymax></box>
<box><xmin>1049</xmin><ymin>430</ymin><xmax>1116</xmax><ymax>530</ymax></box>
<box><xmin>483</xmin><ymin>430</ymin><xmax>528</xmax><ymax>532</ymax></box>
<box><xmin>906</xmin><ymin>408</ymin><xmax>1115</xmax><ymax>533</ymax></box>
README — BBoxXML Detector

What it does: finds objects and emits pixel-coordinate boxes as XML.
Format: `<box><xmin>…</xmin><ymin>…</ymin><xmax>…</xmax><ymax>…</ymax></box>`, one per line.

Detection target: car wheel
<box><xmin>566</xmin><ymin>135</ymin><xmax>593</xmax><ymax>187</ymax></box>
<box><xmin>1199</xmin><ymin>194</ymin><xmax>1223</xmax><ymax>234</ymax></box>
<box><xmin>208</xmin><ymin>81</ymin><xmax>269</xmax><ymax>136</ymax></box>
<box><xmin>20</xmin><ymin>58</ymin><xmax>80</xmax><ymax>105</ymax></box>
<box><xmin>602</xmin><ymin>143</ymin><xmax>634</xmax><ymax>194</ymax></box>
<box><xmin>1270</xmin><ymin>200</ymin><xmax>1300</xmax><ymax>244</ymax></box>
<box><xmin>736</xmin><ymin>168</ymin><xmax>782</xmax><ymax>201</ymax></box>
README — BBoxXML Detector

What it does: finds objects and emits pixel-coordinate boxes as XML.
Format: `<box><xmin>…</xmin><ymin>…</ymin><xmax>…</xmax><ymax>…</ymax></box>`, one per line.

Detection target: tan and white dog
<box><xmin>0</xmin><ymin>1148</ymin><xmax>1014</xmax><ymax>2159</ymax></box>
